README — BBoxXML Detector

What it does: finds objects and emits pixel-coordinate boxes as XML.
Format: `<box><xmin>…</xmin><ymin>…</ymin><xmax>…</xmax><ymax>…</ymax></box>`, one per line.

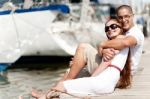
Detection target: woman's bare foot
<box><xmin>31</xmin><ymin>88</ymin><xmax>44</xmax><ymax>98</ymax></box>
<box><xmin>18</xmin><ymin>94</ymin><xmax>32</xmax><ymax>99</ymax></box>
<box><xmin>46</xmin><ymin>90</ymin><xmax>60</xmax><ymax>99</ymax></box>
<box><xmin>34</xmin><ymin>90</ymin><xmax>59</xmax><ymax>99</ymax></box>
<box><xmin>18</xmin><ymin>95</ymin><xmax>23</xmax><ymax>99</ymax></box>
<box><xmin>31</xmin><ymin>89</ymin><xmax>59</xmax><ymax>99</ymax></box>
<box><xmin>38</xmin><ymin>94</ymin><xmax>47</xmax><ymax>99</ymax></box>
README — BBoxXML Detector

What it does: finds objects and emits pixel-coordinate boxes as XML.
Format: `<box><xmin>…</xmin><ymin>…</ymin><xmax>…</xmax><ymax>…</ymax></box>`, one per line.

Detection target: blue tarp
<box><xmin>0</xmin><ymin>4</ymin><xmax>70</xmax><ymax>15</ymax></box>
<box><xmin>0</xmin><ymin>64</ymin><xmax>9</xmax><ymax>71</ymax></box>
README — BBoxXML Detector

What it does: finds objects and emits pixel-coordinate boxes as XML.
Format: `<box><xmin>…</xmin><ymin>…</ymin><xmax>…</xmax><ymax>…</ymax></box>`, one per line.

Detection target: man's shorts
<box><xmin>66</xmin><ymin>44</ymin><xmax>102</xmax><ymax>77</ymax></box>
<box><xmin>83</xmin><ymin>44</ymin><xmax>102</xmax><ymax>74</ymax></box>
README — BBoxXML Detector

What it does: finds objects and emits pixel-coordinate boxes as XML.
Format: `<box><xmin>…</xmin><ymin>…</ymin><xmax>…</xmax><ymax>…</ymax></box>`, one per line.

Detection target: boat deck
<box><xmin>60</xmin><ymin>38</ymin><xmax>150</xmax><ymax>99</ymax></box>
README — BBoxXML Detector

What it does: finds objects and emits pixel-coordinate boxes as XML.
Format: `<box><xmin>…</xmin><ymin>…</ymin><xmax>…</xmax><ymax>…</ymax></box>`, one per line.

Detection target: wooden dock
<box><xmin>60</xmin><ymin>38</ymin><xmax>150</xmax><ymax>99</ymax></box>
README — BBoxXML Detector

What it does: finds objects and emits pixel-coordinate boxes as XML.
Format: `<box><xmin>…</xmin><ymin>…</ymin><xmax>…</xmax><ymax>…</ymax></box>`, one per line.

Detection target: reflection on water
<box><xmin>0</xmin><ymin>61</ymin><xmax>68</xmax><ymax>99</ymax></box>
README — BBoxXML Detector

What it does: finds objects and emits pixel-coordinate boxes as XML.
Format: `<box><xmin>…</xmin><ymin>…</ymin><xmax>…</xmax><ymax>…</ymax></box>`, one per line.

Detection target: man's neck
<box><xmin>124</xmin><ymin>24</ymin><xmax>135</xmax><ymax>33</ymax></box>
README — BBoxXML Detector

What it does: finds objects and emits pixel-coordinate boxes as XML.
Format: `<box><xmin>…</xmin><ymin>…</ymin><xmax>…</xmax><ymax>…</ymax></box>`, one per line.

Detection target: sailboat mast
<box><xmin>80</xmin><ymin>0</ymin><xmax>94</xmax><ymax>24</ymax></box>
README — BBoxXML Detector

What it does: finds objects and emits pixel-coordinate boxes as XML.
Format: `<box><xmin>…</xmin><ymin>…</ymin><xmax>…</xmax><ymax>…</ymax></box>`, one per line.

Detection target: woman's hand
<box><xmin>102</xmin><ymin>48</ymin><xmax>116</xmax><ymax>62</ymax></box>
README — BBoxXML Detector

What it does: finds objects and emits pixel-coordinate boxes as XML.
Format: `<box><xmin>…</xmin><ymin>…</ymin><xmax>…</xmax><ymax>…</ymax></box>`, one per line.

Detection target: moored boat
<box><xmin>0</xmin><ymin>0</ymin><xmax>107</xmax><ymax>64</ymax></box>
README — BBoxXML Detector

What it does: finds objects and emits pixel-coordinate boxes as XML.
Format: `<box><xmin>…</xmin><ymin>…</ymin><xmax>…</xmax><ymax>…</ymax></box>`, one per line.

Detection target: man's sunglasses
<box><xmin>105</xmin><ymin>24</ymin><xmax>121</xmax><ymax>32</ymax></box>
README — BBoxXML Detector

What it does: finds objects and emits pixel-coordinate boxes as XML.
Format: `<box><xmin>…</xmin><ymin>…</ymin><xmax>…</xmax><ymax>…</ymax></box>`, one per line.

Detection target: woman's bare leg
<box><xmin>31</xmin><ymin>88</ymin><xmax>44</xmax><ymax>99</ymax></box>
<box><xmin>33</xmin><ymin>82</ymin><xmax>65</xmax><ymax>99</ymax></box>
<box><xmin>45</xmin><ymin>82</ymin><xmax>66</xmax><ymax>99</ymax></box>
<box><xmin>31</xmin><ymin>43</ymin><xmax>88</xmax><ymax>98</ymax></box>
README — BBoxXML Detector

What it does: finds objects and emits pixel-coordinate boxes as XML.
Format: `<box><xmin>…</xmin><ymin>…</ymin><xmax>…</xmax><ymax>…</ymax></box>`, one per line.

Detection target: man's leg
<box><xmin>61</xmin><ymin>43</ymin><xmax>102</xmax><ymax>80</ymax></box>
<box><xmin>63</xmin><ymin>43</ymin><xmax>88</xmax><ymax>80</ymax></box>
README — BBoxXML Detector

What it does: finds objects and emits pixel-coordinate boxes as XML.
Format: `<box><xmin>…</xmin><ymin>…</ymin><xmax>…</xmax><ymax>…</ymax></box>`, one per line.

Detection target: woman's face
<box><xmin>105</xmin><ymin>20</ymin><xmax>122</xmax><ymax>39</ymax></box>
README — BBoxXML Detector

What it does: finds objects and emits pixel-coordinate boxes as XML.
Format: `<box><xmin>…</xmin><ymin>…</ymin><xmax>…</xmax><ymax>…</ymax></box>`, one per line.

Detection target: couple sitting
<box><xmin>20</xmin><ymin>5</ymin><xmax>144</xmax><ymax>99</ymax></box>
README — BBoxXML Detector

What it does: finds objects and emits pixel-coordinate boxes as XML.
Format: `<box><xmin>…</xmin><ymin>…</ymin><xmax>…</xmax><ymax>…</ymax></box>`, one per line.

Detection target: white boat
<box><xmin>0</xmin><ymin>0</ymin><xmax>107</xmax><ymax>63</ymax></box>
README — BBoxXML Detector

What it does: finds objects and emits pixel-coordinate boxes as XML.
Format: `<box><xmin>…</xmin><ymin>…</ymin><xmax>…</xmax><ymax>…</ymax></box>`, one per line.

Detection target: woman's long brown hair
<box><xmin>116</xmin><ymin>49</ymin><xmax>132</xmax><ymax>89</ymax></box>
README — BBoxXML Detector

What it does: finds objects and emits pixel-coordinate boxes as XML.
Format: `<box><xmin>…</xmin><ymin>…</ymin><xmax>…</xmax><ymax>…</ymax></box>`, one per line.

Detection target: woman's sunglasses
<box><xmin>105</xmin><ymin>24</ymin><xmax>121</xmax><ymax>32</ymax></box>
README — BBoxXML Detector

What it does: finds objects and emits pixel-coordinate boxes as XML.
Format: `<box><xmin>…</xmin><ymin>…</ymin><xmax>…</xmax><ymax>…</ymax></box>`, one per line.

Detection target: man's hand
<box><xmin>102</xmin><ymin>48</ymin><xmax>116</xmax><ymax>62</ymax></box>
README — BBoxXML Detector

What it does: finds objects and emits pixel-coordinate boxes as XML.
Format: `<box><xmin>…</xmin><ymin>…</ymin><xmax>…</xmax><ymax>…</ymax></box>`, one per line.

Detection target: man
<box><xmin>99</xmin><ymin>5</ymin><xmax>144</xmax><ymax>75</ymax></box>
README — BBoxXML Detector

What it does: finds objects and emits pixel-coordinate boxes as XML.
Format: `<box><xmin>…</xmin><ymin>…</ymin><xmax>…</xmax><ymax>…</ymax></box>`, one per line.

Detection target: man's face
<box><xmin>117</xmin><ymin>8</ymin><xmax>134</xmax><ymax>31</ymax></box>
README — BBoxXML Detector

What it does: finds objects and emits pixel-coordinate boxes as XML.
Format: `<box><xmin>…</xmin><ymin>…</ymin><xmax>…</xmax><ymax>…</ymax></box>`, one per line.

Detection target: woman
<box><xmin>30</xmin><ymin>18</ymin><xmax>132</xmax><ymax>99</ymax></box>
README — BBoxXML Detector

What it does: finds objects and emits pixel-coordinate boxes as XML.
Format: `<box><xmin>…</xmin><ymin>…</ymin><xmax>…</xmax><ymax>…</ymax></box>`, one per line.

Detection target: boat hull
<box><xmin>0</xmin><ymin>8</ymin><xmax>107</xmax><ymax>63</ymax></box>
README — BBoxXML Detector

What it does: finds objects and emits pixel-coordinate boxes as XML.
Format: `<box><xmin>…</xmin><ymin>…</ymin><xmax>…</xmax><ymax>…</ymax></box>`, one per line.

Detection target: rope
<box><xmin>11</xmin><ymin>10</ymin><xmax>21</xmax><ymax>50</ymax></box>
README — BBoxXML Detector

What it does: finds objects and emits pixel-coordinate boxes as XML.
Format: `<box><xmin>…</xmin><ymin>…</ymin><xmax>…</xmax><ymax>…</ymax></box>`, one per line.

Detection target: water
<box><xmin>0</xmin><ymin>61</ymin><xmax>69</xmax><ymax>99</ymax></box>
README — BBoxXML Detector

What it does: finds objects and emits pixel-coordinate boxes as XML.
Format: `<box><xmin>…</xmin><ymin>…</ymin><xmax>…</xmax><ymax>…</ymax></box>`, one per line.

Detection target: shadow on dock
<box><xmin>9</xmin><ymin>56</ymin><xmax>72</xmax><ymax>70</ymax></box>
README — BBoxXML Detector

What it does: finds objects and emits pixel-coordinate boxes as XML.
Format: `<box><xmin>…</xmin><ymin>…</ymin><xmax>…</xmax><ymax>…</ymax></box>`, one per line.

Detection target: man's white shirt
<box><xmin>126</xmin><ymin>25</ymin><xmax>144</xmax><ymax>74</ymax></box>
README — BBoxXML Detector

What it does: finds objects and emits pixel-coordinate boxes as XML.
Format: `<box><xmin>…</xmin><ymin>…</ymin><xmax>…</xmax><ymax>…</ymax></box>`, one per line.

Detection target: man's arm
<box><xmin>99</xmin><ymin>36</ymin><xmax>137</xmax><ymax>61</ymax></box>
<box><xmin>100</xmin><ymin>36</ymin><xmax>137</xmax><ymax>50</ymax></box>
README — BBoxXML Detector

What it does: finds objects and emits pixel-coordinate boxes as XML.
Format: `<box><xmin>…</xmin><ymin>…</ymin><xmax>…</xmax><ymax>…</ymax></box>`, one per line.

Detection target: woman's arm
<box><xmin>92</xmin><ymin>49</ymin><xmax>120</xmax><ymax>77</ymax></box>
<box><xmin>92</xmin><ymin>60</ymin><xmax>110</xmax><ymax>77</ymax></box>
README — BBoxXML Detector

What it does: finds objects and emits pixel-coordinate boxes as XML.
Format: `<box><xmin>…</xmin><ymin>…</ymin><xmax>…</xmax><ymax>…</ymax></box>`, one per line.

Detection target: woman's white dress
<box><xmin>63</xmin><ymin>48</ymin><xmax>129</xmax><ymax>95</ymax></box>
